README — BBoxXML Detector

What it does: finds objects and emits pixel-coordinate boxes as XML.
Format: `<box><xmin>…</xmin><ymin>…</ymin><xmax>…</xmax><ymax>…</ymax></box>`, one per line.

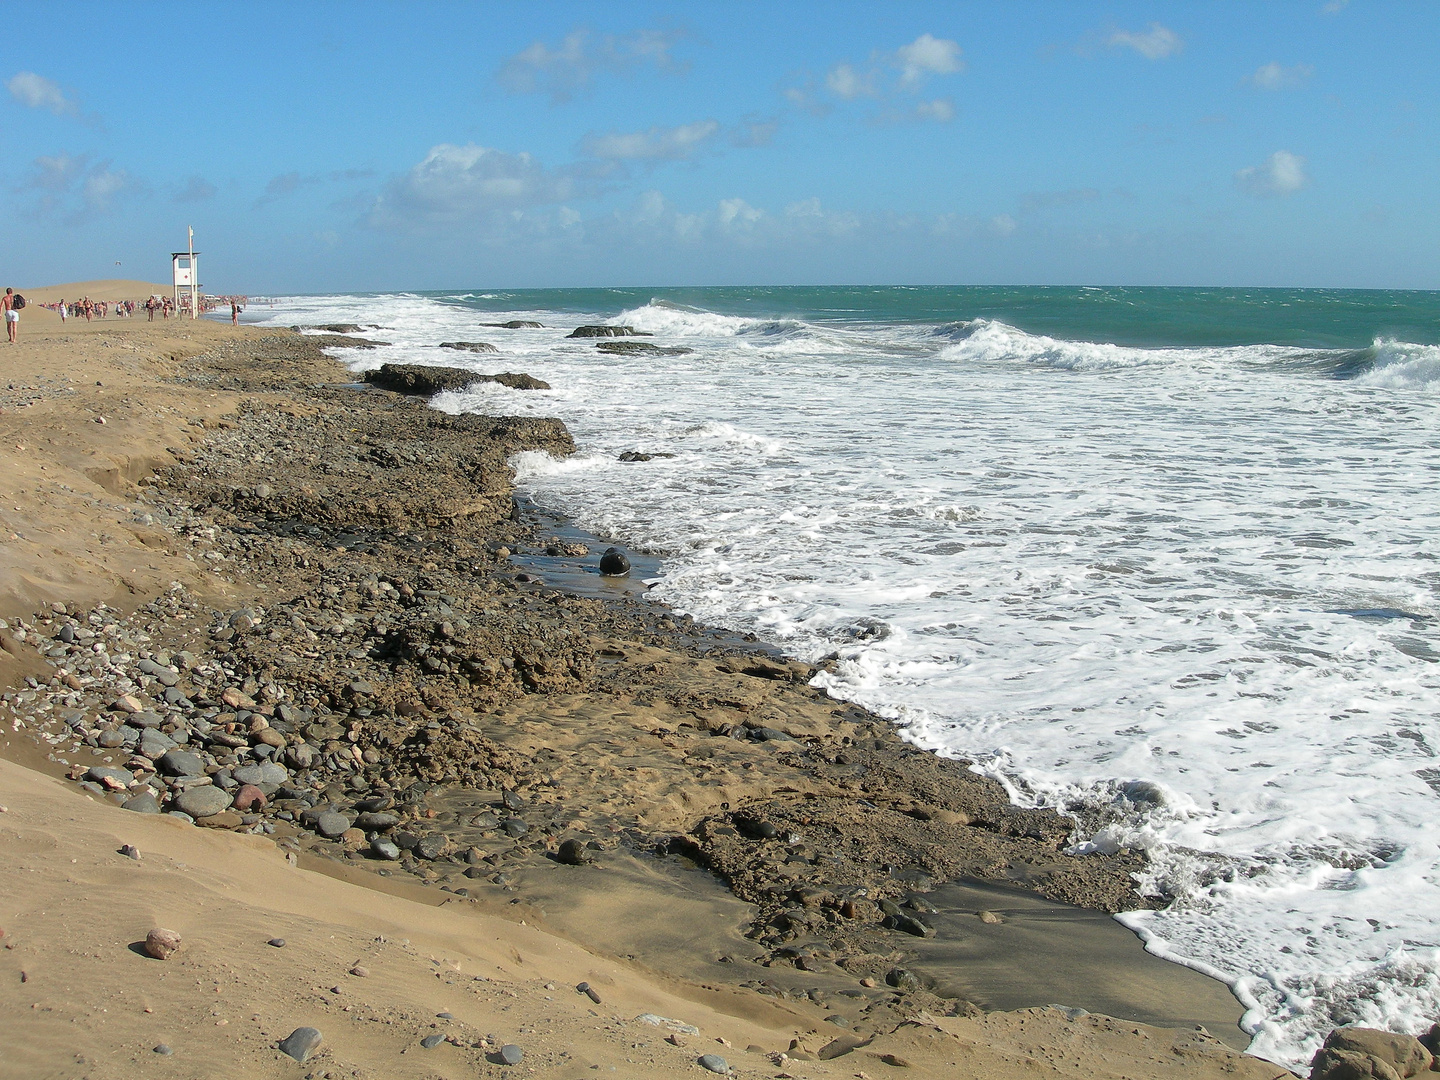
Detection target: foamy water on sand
<box><xmin>253</xmin><ymin>288</ymin><xmax>1440</xmax><ymax>1069</ymax></box>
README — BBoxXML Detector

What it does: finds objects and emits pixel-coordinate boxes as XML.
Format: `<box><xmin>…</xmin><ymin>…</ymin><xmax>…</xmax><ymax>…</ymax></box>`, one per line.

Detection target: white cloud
<box><xmin>24</xmin><ymin>152</ymin><xmax>135</xmax><ymax>219</ymax></box>
<box><xmin>7</xmin><ymin>71</ymin><xmax>76</xmax><ymax>115</ymax></box>
<box><xmin>82</xmin><ymin>166</ymin><xmax>131</xmax><ymax>211</ymax></box>
<box><xmin>990</xmin><ymin>214</ymin><xmax>1017</xmax><ymax>236</ymax></box>
<box><xmin>1321</xmin><ymin>0</ymin><xmax>1349</xmax><ymax>13</ymax></box>
<box><xmin>1108</xmin><ymin>23</ymin><xmax>1183</xmax><ymax>60</ymax></box>
<box><xmin>580</xmin><ymin>119</ymin><xmax>720</xmax><ymax>161</ymax></box>
<box><xmin>808</xmin><ymin>34</ymin><xmax>963</xmax><ymax>122</ymax></box>
<box><xmin>717</xmin><ymin>197</ymin><xmax>763</xmax><ymax>231</ymax></box>
<box><xmin>914</xmin><ymin>98</ymin><xmax>955</xmax><ymax>123</ymax></box>
<box><xmin>1246</xmin><ymin>62</ymin><xmax>1313</xmax><ymax>90</ymax></box>
<box><xmin>498</xmin><ymin>26</ymin><xmax>688</xmax><ymax>103</ymax></box>
<box><xmin>893</xmin><ymin>34</ymin><xmax>964</xmax><ymax>86</ymax></box>
<box><xmin>1235</xmin><ymin>150</ymin><xmax>1308</xmax><ymax>197</ymax></box>
<box><xmin>30</xmin><ymin>152</ymin><xmax>87</xmax><ymax>191</ymax></box>
<box><xmin>369</xmin><ymin>144</ymin><xmax>576</xmax><ymax>228</ymax></box>
<box><xmin>825</xmin><ymin>63</ymin><xmax>876</xmax><ymax>100</ymax></box>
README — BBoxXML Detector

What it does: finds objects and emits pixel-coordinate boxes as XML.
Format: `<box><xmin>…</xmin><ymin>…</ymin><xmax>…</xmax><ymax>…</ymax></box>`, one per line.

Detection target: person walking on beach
<box><xmin>3</xmin><ymin>288</ymin><xmax>18</xmax><ymax>343</ymax></box>
<box><xmin>231</xmin><ymin>300</ymin><xmax>239</xmax><ymax>326</ymax></box>
<box><xmin>58</xmin><ymin>298</ymin><xmax>67</xmax><ymax>323</ymax></box>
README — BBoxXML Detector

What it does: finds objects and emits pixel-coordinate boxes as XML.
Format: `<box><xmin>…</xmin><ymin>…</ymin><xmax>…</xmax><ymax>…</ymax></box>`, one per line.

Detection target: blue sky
<box><xmin>5</xmin><ymin>1</ymin><xmax>1436</xmax><ymax>292</ymax></box>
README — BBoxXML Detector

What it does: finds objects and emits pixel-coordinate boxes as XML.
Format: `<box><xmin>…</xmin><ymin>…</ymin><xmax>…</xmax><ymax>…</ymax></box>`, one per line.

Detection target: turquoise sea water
<box><xmin>255</xmin><ymin>284</ymin><xmax>1440</xmax><ymax>1069</ymax></box>
<box><xmin>430</xmin><ymin>284</ymin><xmax>1440</xmax><ymax>349</ymax></box>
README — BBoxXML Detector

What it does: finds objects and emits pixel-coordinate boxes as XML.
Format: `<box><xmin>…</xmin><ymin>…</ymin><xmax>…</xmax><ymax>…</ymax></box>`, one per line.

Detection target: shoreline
<box><xmin>0</xmin><ymin>309</ymin><xmax>1301</xmax><ymax>1078</ymax></box>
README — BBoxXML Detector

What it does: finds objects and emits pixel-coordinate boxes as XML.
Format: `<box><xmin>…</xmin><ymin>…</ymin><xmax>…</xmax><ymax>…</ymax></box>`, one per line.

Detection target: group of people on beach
<box><xmin>49</xmin><ymin>297</ymin><xmax>136</xmax><ymax>321</ymax></box>
<box><xmin>0</xmin><ymin>288</ymin><xmax>249</xmax><ymax>342</ymax></box>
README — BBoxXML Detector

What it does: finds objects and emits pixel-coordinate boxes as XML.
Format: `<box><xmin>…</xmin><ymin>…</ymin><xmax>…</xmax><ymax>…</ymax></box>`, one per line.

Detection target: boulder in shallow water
<box><xmin>363</xmin><ymin>363</ymin><xmax>549</xmax><ymax>395</ymax></box>
<box><xmin>438</xmin><ymin>341</ymin><xmax>499</xmax><ymax>353</ymax></box>
<box><xmin>567</xmin><ymin>325</ymin><xmax>651</xmax><ymax>338</ymax></box>
<box><xmin>599</xmin><ymin>547</ymin><xmax>631</xmax><ymax>576</ymax></box>
<box><xmin>485</xmin><ymin>320</ymin><xmax>543</xmax><ymax>328</ymax></box>
<box><xmin>364</xmin><ymin>363</ymin><xmax>477</xmax><ymax>395</ymax></box>
<box><xmin>596</xmin><ymin>340</ymin><xmax>692</xmax><ymax>356</ymax></box>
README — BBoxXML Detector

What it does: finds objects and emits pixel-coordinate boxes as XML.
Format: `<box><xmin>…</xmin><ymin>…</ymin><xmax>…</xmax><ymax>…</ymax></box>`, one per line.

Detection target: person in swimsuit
<box><xmin>3</xmin><ymin>288</ymin><xmax>17</xmax><ymax>343</ymax></box>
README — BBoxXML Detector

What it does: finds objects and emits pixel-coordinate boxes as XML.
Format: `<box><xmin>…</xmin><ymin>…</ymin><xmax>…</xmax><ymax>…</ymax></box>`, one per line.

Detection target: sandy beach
<box><xmin>0</xmin><ymin>291</ymin><xmax>1333</xmax><ymax>1078</ymax></box>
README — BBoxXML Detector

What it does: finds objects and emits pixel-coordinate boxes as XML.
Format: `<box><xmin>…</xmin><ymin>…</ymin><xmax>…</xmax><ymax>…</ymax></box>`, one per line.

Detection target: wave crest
<box><xmin>619</xmin><ymin>299</ymin><xmax>811</xmax><ymax>340</ymax></box>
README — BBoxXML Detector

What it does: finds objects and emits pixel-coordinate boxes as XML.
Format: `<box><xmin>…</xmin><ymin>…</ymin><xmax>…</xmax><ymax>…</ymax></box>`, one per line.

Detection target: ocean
<box><xmin>249</xmin><ymin>285</ymin><xmax>1440</xmax><ymax>1068</ymax></box>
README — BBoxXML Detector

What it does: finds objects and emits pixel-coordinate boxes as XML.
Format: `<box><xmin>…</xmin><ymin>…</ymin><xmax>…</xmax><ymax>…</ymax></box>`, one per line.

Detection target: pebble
<box><xmin>87</xmin><ymin>765</ymin><xmax>133</xmax><ymax>786</ymax></box>
<box><xmin>576</xmin><ymin>981</ymin><xmax>602</xmax><ymax>1004</ymax></box>
<box><xmin>498</xmin><ymin>1043</ymin><xmax>524</xmax><ymax>1065</ymax></box>
<box><xmin>886</xmin><ymin>967</ymin><xmax>922</xmax><ymax>993</ymax></box>
<box><xmin>231</xmin><ymin>784</ymin><xmax>267</xmax><ymax>812</ymax></box>
<box><xmin>122</xmin><ymin>792</ymin><xmax>161</xmax><ymax>814</ymax></box>
<box><xmin>501</xmin><ymin>789</ymin><xmax>526</xmax><ymax>811</ymax></box>
<box><xmin>415</xmin><ymin>833</ymin><xmax>449</xmax><ymax>859</ymax></box>
<box><xmin>349</xmin><ymin>964</ymin><xmax>369</xmax><ymax>977</ymax></box>
<box><xmin>370</xmin><ymin>837</ymin><xmax>400</xmax><ymax>860</ymax></box>
<box><xmin>267</xmin><ymin>937</ymin><xmax>286</xmax><ymax>948</ymax></box>
<box><xmin>501</xmin><ymin>818</ymin><xmax>529</xmax><ymax>838</ymax></box>
<box><xmin>556</xmin><ymin>838</ymin><xmax>593</xmax><ymax>865</ymax></box>
<box><xmin>119</xmin><ymin>844</ymin><xmax>141</xmax><ymax>860</ymax></box>
<box><xmin>174</xmin><ymin>786</ymin><xmax>233</xmax><ymax>818</ymax></box>
<box><xmin>420</xmin><ymin>1033</ymin><xmax>445</xmax><ymax>1049</ymax></box>
<box><xmin>698</xmin><ymin>1053</ymin><xmax>730</xmax><ymax>1074</ymax></box>
<box><xmin>153</xmin><ymin>1044</ymin><xmax>173</xmax><ymax>1056</ymax></box>
<box><xmin>157</xmin><ymin>749</ymin><xmax>204</xmax><ymax>778</ymax></box>
<box><xmin>277</xmin><ymin>1026</ymin><xmax>322</xmax><ymax>1063</ymax></box>
<box><xmin>599</xmin><ymin>547</ymin><xmax>631</xmax><ymax>576</ymax></box>
<box><xmin>144</xmin><ymin>927</ymin><xmax>182</xmax><ymax>960</ymax></box>
<box><xmin>315</xmin><ymin>810</ymin><xmax>351</xmax><ymax>839</ymax></box>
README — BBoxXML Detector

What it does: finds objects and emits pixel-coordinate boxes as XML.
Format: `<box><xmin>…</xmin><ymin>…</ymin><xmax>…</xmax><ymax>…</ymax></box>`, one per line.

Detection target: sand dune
<box><xmin>15</xmin><ymin>279</ymin><xmax>178</xmax><ymax>305</ymax></box>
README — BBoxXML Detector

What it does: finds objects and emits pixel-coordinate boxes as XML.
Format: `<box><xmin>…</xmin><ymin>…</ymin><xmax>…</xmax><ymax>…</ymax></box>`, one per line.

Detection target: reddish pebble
<box><xmin>231</xmin><ymin>784</ymin><xmax>267</xmax><ymax>811</ymax></box>
<box><xmin>144</xmin><ymin>928</ymin><xmax>182</xmax><ymax>960</ymax></box>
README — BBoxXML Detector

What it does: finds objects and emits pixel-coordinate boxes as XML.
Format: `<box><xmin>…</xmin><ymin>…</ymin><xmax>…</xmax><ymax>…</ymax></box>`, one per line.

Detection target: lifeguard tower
<box><xmin>171</xmin><ymin>228</ymin><xmax>200</xmax><ymax>318</ymax></box>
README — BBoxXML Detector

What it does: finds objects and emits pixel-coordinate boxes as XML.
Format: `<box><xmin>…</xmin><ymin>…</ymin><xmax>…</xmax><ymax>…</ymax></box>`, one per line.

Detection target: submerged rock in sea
<box><xmin>567</xmin><ymin>325</ymin><xmax>652</xmax><ymax>338</ymax></box>
<box><xmin>362</xmin><ymin>363</ymin><xmax>550</xmax><ymax>395</ymax></box>
<box><xmin>484</xmin><ymin>320</ymin><xmax>543</xmax><ymax>328</ymax></box>
<box><xmin>599</xmin><ymin>547</ymin><xmax>631</xmax><ymax>576</ymax></box>
<box><xmin>438</xmin><ymin>341</ymin><xmax>499</xmax><ymax>353</ymax></box>
<box><xmin>596</xmin><ymin>341</ymin><xmax>692</xmax><ymax>356</ymax></box>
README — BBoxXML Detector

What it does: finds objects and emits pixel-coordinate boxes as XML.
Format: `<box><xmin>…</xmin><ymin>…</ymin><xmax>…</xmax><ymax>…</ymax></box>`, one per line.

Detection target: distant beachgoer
<box><xmin>3</xmin><ymin>288</ymin><xmax>18</xmax><ymax>343</ymax></box>
<box><xmin>231</xmin><ymin>301</ymin><xmax>239</xmax><ymax>325</ymax></box>
<box><xmin>58</xmin><ymin>299</ymin><xmax>67</xmax><ymax>323</ymax></box>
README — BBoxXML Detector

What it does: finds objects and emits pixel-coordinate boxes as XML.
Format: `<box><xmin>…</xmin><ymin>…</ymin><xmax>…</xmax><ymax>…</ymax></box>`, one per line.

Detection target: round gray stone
<box><xmin>498</xmin><ymin>1044</ymin><xmax>523</xmax><ymax>1065</ymax></box>
<box><xmin>87</xmin><ymin>765</ymin><xmax>133</xmax><ymax>786</ymax></box>
<box><xmin>315</xmin><ymin>811</ymin><xmax>351</xmax><ymax>839</ymax></box>
<box><xmin>174</xmin><ymin>786</ymin><xmax>233</xmax><ymax>818</ymax></box>
<box><xmin>370</xmin><ymin>837</ymin><xmax>400</xmax><ymax>861</ymax></box>
<box><xmin>122</xmin><ymin>792</ymin><xmax>161</xmax><ymax>814</ymax></box>
<box><xmin>157</xmin><ymin>749</ymin><xmax>205</xmax><ymax>778</ymax></box>
<box><xmin>420</xmin><ymin>1034</ymin><xmax>445</xmax><ymax>1049</ymax></box>
<box><xmin>698</xmin><ymin>1053</ymin><xmax>730</xmax><ymax>1074</ymax></box>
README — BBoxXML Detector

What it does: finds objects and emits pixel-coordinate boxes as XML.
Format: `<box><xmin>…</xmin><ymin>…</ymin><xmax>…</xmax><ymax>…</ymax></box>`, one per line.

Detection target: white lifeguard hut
<box><xmin>171</xmin><ymin>228</ymin><xmax>200</xmax><ymax>318</ymax></box>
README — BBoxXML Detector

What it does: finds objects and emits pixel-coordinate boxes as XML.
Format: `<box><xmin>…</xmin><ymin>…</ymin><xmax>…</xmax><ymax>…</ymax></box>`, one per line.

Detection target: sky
<box><xmin>4</xmin><ymin>1</ymin><xmax>1437</xmax><ymax>293</ymax></box>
